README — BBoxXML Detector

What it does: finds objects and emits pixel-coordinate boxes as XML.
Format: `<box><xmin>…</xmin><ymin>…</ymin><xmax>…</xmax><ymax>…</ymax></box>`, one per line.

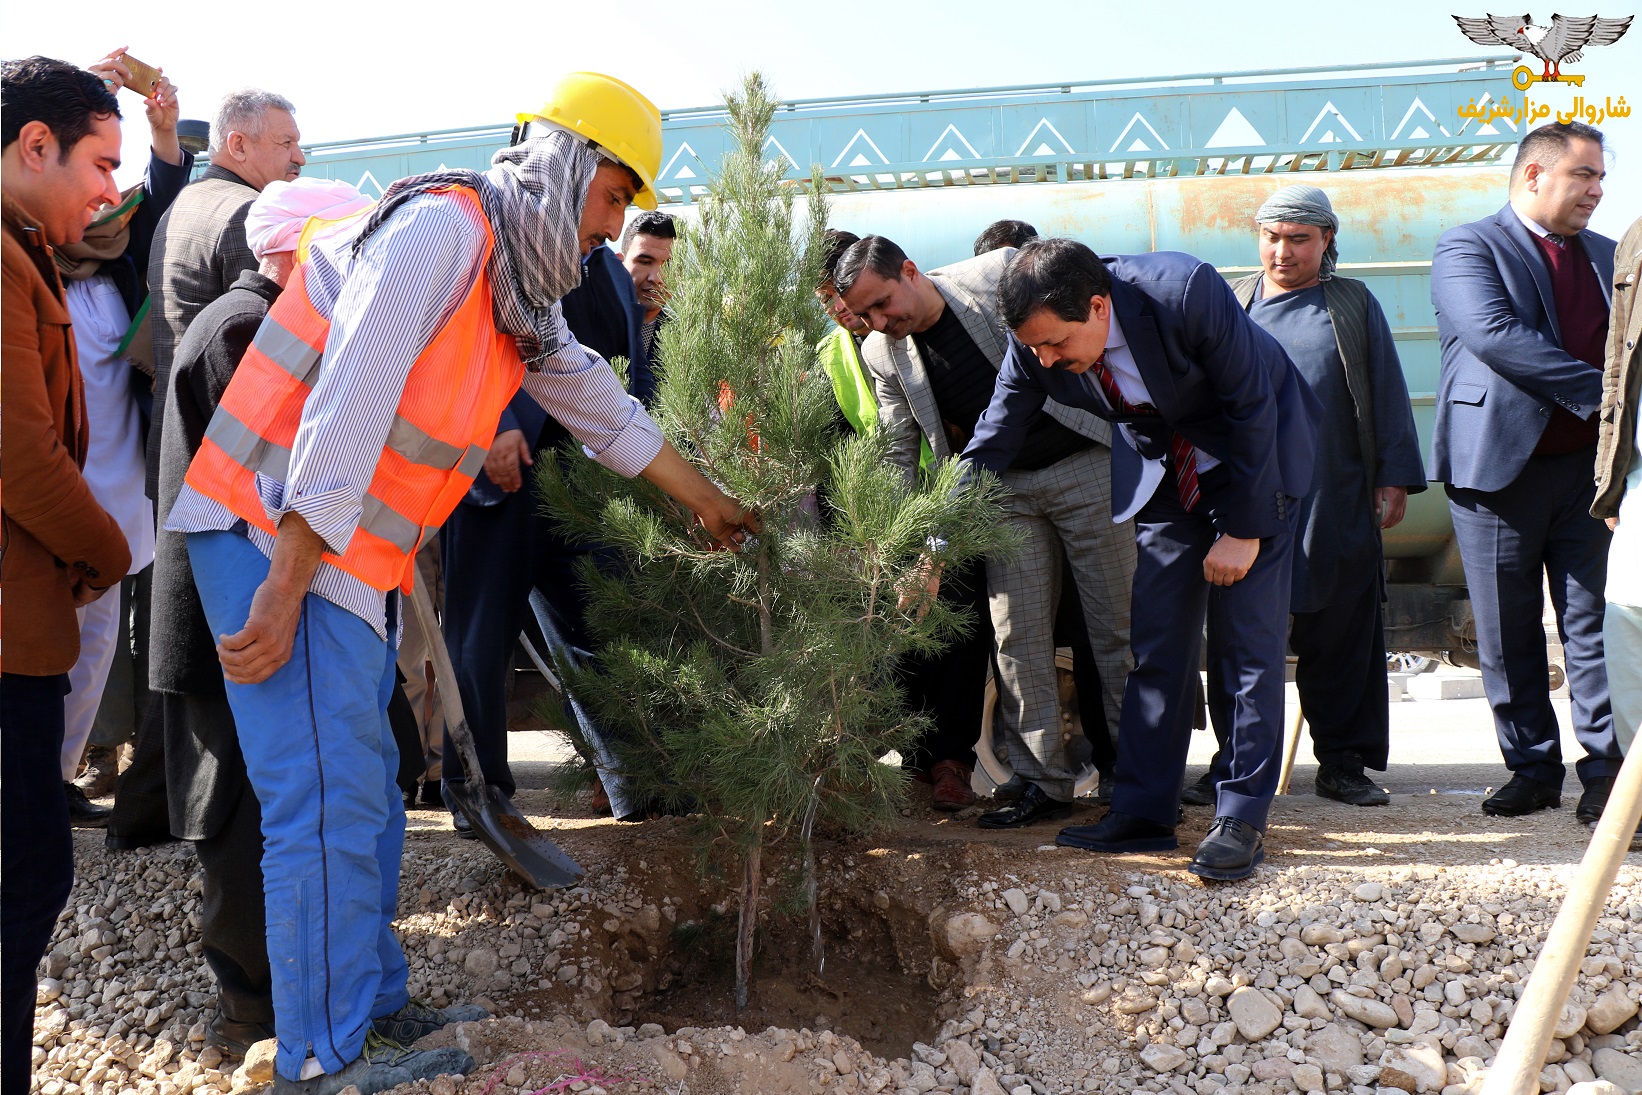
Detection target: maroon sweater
<box><xmin>1530</xmin><ymin>231</ymin><xmax>1608</xmax><ymax>455</ymax></box>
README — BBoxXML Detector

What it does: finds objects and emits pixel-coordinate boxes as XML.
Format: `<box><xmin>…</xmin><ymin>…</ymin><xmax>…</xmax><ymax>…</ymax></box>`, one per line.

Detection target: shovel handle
<box><xmin>407</xmin><ymin>576</ymin><xmax>488</xmax><ymax>790</ymax></box>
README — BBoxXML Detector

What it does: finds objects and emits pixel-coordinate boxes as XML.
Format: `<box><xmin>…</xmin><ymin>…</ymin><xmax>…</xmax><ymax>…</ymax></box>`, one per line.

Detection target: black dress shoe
<box><xmin>65</xmin><ymin>783</ymin><xmax>111</xmax><ymax>828</ymax></box>
<box><xmin>1315</xmin><ymin>763</ymin><xmax>1391</xmax><ymax>807</ymax></box>
<box><xmin>105</xmin><ymin>829</ymin><xmax>176</xmax><ymax>851</ymax></box>
<box><xmin>976</xmin><ymin>784</ymin><xmax>1073</xmax><ymax>829</ymax></box>
<box><xmin>1188</xmin><ymin>816</ymin><xmax>1264</xmax><ymax>881</ymax></box>
<box><xmin>1179</xmin><ymin>770</ymin><xmax>1216</xmax><ymax>807</ymax></box>
<box><xmin>451</xmin><ymin>811</ymin><xmax>477</xmax><ymax>840</ymax></box>
<box><xmin>1481</xmin><ymin>773</ymin><xmax>1561</xmax><ymax>817</ymax></box>
<box><xmin>1576</xmin><ymin>775</ymin><xmax>1616</xmax><ymax>826</ymax></box>
<box><xmin>1056</xmin><ymin>811</ymin><xmax>1178</xmax><ymax>853</ymax></box>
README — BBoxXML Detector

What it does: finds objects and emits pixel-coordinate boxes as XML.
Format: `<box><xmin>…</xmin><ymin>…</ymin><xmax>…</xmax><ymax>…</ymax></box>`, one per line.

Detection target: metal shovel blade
<box><xmin>408</xmin><ymin>577</ymin><xmax>584</xmax><ymax>890</ymax></box>
<box><xmin>444</xmin><ymin>771</ymin><xmax>584</xmax><ymax>889</ymax></box>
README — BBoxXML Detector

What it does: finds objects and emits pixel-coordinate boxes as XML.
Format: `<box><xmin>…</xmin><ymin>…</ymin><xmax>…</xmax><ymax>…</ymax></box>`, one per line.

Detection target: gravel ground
<box><xmin>29</xmin><ymin>781</ymin><xmax>1642</xmax><ymax>1095</ymax></box>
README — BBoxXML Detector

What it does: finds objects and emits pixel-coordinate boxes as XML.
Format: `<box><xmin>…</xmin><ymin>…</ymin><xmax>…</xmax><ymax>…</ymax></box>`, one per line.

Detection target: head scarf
<box><xmin>350</xmin><ymin>127</ymin><xmax>599</xmax><ymax>367</ymax></box>
<box><xmin>246</xmin><ymin>178</ymin><xmax>374</xmax><ymax>259</ymax></box>
<box><xmin>1255</xmin><ymin>184</ymin><xmax>1340</xmax><ymax>281</ymax></box>
<box><xmin>55</xmin><ymin>184</ymin><xmax>144</xmax><ymax>282</ymax></box>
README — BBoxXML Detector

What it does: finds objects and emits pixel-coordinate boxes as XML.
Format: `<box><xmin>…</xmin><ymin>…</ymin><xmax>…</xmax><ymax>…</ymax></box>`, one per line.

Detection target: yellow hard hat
<box><xmin>518</xmin><ymin>72</ymin><xmax>663</xmax><ymax>210</ymax></box>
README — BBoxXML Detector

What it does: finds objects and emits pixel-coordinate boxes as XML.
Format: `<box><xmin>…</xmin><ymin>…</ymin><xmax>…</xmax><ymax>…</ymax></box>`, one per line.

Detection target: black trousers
<box><xmin>1207</xmin><ymin>574</ymin><xmax>1392</xmax><ymax>773</ymax></box>
<box><xmin>1290</xmin><ymin>578</ymin><xmax>1391</xmax><ymax>770</ymax></box>
<box><xmin>193</xmin><ymin>758</ymin><xmax>274</xmax><ymax>1025</ymax></box>
<box><xmin>2</xmin><ymin>673</ymin><xmax>74</xmax><ymax>1095</ymax></box>
<box><xmin>900</xmin><ymin>560</ymin><xmax>993</xmax><ymax>771</ymax></box>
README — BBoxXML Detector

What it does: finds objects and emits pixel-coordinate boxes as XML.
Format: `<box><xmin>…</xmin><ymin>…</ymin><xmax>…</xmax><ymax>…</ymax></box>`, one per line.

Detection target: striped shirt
<box><xmin>167</xmin><ymin>192</ymin><xmax>664</xmax><ymax>637</ymax></box>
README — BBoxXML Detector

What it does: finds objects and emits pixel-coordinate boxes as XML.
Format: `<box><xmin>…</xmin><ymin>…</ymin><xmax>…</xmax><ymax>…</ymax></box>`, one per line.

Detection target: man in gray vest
<box><xmin>1185</xmin><ymin>185</ymin><xmax>1426</xmax><ymax>807</ymax></box>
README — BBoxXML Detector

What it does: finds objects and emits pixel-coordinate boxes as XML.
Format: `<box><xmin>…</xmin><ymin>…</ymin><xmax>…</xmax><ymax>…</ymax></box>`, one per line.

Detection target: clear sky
<box><xmin>3</xmin><ymin>0</ymin><xmax>1638</xmax><ymax>236</ymax></box>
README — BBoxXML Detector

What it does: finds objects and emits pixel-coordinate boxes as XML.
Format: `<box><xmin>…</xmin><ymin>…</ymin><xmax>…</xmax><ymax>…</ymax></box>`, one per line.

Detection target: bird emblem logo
<box><xmin>1453</xmin><ymin>13</ymin><xmax>1633</xmax><ymax>88</ymax></box>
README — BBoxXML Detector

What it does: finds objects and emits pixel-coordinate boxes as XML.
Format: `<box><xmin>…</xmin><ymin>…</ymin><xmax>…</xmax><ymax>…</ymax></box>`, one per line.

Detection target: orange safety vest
<box><xmin>183</xmin><ymin>186</ymin><xmax>524</xmax><ymax>595</ymax></box>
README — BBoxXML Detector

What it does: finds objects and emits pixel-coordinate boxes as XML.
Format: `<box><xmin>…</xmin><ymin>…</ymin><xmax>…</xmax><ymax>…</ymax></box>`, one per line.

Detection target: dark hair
<box><xmin>973</xmin><ymin>219</ymin><xmax>1039</xmax><ymax>256</ymax></box>
<box><xmin>997</xmin><ymin>238</ymin><xmax>1112</xmax><ymax>330</ymax></box>
<box><xmin>620</xmin><ymin>209</ymin><xmax>676</xmax><ymax>251</ymax></box>
<box><xmin>817</xmin><ymin>229</ymin><xmax>860</xmax><ymax>288</ymax></box>
<box><xmin>2</xmin><ymin>56</ymin><xmax>120</xmax><ymax>156</ymax></box>
<box><xmin>1512</xmin><ymin>120</ymin><xmax>1606</xmax><ymax>183</ymax></box>
<box><xmin>833</xmin><ymin>235</ymin><xmax>908</xmax><ymax>296</ymax></box>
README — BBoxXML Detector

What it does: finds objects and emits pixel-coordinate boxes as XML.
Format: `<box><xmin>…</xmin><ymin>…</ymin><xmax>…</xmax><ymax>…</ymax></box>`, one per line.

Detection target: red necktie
<box><xmin>1088</xmin><ymin>353</ymin><xmax>1201</xmax><ymax>512</ymax></box>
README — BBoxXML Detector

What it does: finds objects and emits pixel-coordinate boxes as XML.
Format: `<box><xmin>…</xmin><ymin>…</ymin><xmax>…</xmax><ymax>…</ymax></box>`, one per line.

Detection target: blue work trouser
<box><xmin>186</xmin><ymin>530</ymin><xmax>409</xmax><ymax>1080</ymax></box>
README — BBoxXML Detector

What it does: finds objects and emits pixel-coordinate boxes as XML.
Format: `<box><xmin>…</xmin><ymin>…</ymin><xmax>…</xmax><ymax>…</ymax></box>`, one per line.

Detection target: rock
<box><xmin>1592</xmin><ymin>1047</ymin><xmax>1642</xmax><ymax>1093</ymax></box>
<box><xmin>1141</xmin><ymin>1043</ymin><xmax>1188</xmax><ymax>1073</ymax></box>
<box><xmin>1292</xmin><ymin>1063</ymin><xmax>1326</xmax><ymax>1092</ymax></box>
<box><xmin>971</xmin><ymin>1066</ymin><xmax>1009</xmax><ymax>1095</ymax></box>
<box><xmin>1308</xmin><ymin>1022</ymin><xmax>1367</xmax><ymax>1071</ymax></box>
<box><xmin>133</xmin><ymin>928</ymin><xmax>159</xmax><ymax>960</ymax></box>
<box><xmin>1228</xmin><ymin>986</ymin><xmax>1285</xmax><ymax>1041</ymax></box>
<box><xmin>1450</xmin><ymin>924</ymin><xmax>1496</xmax><ymax>945</ymax></box>
<box><xmin>946</xmin><ymin>1039</ymin><xmax>980</xmax><ymax>1084</ymax></box>
<box><xmin>1302</xmin><ymin>924</ymin><xmax>1345</xmax><ymax>946</ymax></box>
<box><xmin>1586</xmin><ymin>987</ymin><xmax>1640</xmax><ymax>1035</ymax></box>
<box><xmin>462</xmin><ymin>948</ymin><xmax>499</xmax><ymax>978</ymax></box>
<box><xmin>1206</xmin><ymin>975</ymin><xmax>1236</xmax><ymax>997</ymax></box>
<box><xmin>240</xmin><ymin>1039</ymin><xmax>277</xmax><ymax>1086</ymax></box>
<box><xmin>337</xmin><ymin>1087</ymin><xmax>363</xmax><ymax>1095</ymax></box>
<box><xmin>1331</xmin><ymin>990</ymin><xmax>1400</xmax><ymax>1028</ymax></box>
<box><xmin>1001</xmin><ymin>889</ymin><xmax>1030</xmax><ymax>916</ymax></box>
<box><xmin>586</xmin><ymin>1018</ymin><xmax>613</xmax><ymax>1046</ymax></box>
<box><xmin>1253</xmin><ymin>1057</ymin><xmax>1295</xmax><ymax>1081</ymax></box>
<box><xmin>1293</xmin><ymin>984</ymin><xmax>1331</xmax><ymax>1020</ymax></box>
<box><xmin>428</xmin><ymin>1079</ymin><xmax>456</xmax><ymax>1095</ymax></box>
<box><xmin>1114</xmin><ymin>991</ymin><xmax>1159</xmax><ymax>1015</ymax></box>
<box><xmin>1567</xmin><ymin>1083</ymin><xmax>1625</xmax><ymax>1095</ymax></box>
<box><xmin>1381</xmin><ymin>1043</ymin><xmax>1446</xmax><ymax>1093</ymax></box>
<box><xmin>945</xmin><ymin>912</ymin><xmax>999</xmax><ymax>954</ymax></box>
<box><xmin>1080</xmin><ymin>984</ymin><xmax>1113</xmax><ymax>1006</ymax></box>
<box><xmin>36</xmin><ymin>979</ymin><xmax>62</xmax><ymax>1004</ymax></box>
<box><xmin>1555</xmin><ymin>1003</ymin><xmax>1589</xmax><ymax>1040</ymax></box>
<box><xmin>652</xmin><ymin>1046</ymin><xmax>689</xmax><ymax>1082</ymax></box>
<box><xmin>1355</xmin><ymin>883</ymin><xmax>1384</xmax><ymax>902</ymax></box>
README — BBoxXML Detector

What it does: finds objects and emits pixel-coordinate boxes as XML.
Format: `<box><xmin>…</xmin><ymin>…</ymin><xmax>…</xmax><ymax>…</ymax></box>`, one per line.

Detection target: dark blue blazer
<box><xmin>964</xmin><ymin>251</ymin><xmax>1319</xmax><ymax>540</ymax></box>
<box><xmin>1430</xmin><ymin>203</ymin><xmax>1615</xmax><ymax>492</ymax></box>
<box><xmin>463</xmin><ymin>246</ymin><xmax>650</xmax><ymax>506</ymax></box>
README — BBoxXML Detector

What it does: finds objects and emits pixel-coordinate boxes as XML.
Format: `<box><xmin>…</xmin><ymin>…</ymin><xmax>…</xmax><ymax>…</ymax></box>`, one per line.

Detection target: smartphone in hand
<box><xmin>118</xmin><ymin>52</ymin><xmax>160</xmax><ymax>97</ymax></box>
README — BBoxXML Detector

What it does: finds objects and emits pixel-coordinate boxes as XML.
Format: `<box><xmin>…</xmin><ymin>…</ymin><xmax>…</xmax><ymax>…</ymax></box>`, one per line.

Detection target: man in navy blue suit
<box><xmin>1430</xmin><ymin>121</ymin><xmax>1620</xmax><ymax>822</ymax></box>
<box><xmin>962</xmin><ymin>238</ymin><xmax>1318</xmax><ymax>879</ymax></box>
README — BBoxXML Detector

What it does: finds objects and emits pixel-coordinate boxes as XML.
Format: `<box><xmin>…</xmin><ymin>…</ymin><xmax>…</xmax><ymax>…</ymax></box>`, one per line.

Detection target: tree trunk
<box><xmin>735</xmin><ymin>830</ymin><xmax>763</xmax><ymax>1012</ymax></box>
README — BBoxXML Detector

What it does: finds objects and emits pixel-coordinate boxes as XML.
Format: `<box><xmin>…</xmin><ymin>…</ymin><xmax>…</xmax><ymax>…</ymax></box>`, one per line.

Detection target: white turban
<box><xmin>245</xmin><ymin>178</ymin><xmax>374</xmax><ymax>259</ymax></box>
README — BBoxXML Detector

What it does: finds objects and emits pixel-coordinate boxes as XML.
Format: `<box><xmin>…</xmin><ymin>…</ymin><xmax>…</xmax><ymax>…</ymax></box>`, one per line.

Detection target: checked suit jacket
<box><xmin>860</xmin><ymin>248</ymin><xmax>1112</xmax><ymax>476</ymax></box>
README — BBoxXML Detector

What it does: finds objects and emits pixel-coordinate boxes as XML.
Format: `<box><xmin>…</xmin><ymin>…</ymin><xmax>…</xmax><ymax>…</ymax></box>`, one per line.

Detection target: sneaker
<box><xmin>65</xmin><ymin>783</ymin><xmax>111</xmax><ymax>828</ymax></box>
<box><xmin>1314</xmin><ymin>763</ymin><xmax>1390</xmax><ymax>807</ymax></box>
<box><xmin>371</xmin><ymin>999</ymin><xmax>489</xmax><ymax>1045</ymax></box>
<box><xmin>271</xmin><ymin>1032</ymin><xmax>474</xmax><ymax>1095</ymax></box>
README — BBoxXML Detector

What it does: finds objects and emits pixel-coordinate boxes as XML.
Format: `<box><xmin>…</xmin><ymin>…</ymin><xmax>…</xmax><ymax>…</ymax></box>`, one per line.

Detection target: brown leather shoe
<box><xmin>930</xmin><ymin>760</ymin><xmax>976</xmax><ymax>812</ymax></box>
<box><xmin>590</xmin><ymin>776</ymin><xmax>611</xmax><ymax>814</ymax></box>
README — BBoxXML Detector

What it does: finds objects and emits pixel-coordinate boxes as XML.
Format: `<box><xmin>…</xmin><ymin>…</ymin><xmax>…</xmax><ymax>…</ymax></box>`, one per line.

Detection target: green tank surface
<box><xmin>302</xmin><ymin>57</ymin><xmax>1531</xmax><ymax>663</ymax></box>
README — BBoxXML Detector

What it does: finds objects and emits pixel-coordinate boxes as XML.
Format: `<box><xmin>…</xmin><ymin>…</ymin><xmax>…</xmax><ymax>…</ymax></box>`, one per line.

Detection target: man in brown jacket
<box><xmin>1</xmin><ymin>56</ymin><xmax>134</xmax><ymax>1092</ymax></box>
<box><xmin>1593</xmin><ymin>215</ymin><xmax>1642</xmax><ymax>753</ymax></box>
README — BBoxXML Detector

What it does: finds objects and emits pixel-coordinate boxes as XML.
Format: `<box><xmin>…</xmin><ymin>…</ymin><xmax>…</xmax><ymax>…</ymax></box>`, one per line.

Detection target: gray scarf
<box><xmin>1255</xmin><ymin>184</ymin><xmax>1340</xmax><ymax>281</ymax></box>
<box><xmin>353</xmin><ymin>129</ymin><xmax>598</xmax><ymax>367</ymax></box>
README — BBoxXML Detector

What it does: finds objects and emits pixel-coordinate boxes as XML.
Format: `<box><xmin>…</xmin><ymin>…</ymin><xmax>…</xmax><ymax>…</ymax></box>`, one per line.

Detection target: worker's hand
<box><xmin>897</xmin><ymin>554</ymin><xmax>944</xmax><ymax>620</ymax></box>
<box><xmin>1203</xmin><ymin>534</ymin><xmax>1259</xmax><ymax>587</ymax></box>
<box><xmin>87</xmin><ymin>49</ymin><xmax>131</xmax><ymax>92</ymax></box>
<box><xmin>217</xmin><ymin>578</ymin><xmax>305</xmax><ymax>685</ymax></box>
<box><xmin>1607</xmin><ymin>516</ymin><xmax>1619</xmax><ymax>532</ymax></box>
<box><xmin>145</xmin><ymin>74</ymin><xmax>179</xmax><ymax>139</ymax></box>
<box><xmin>1376</xmin><ymin>486</ymin><xmax>1408</xmax><ymax>530</ymax></box>
<box><xmin>695</xmin><ymin>494</ymin><xmax>761</xmax><ymax>550</ymax></box>
<box><xmin>70</xmin><ymin>579</ymin><xmax>114</xmax><ymax>607</ymax></box>
<box><xmin>483</xmin><ymin>429</ymin><xmax>533</xmax><ymax>493</ymax></box>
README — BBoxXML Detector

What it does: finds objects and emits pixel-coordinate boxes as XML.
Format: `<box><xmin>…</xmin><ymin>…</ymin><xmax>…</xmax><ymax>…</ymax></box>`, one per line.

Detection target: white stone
<box><xmin>1380</xmin><ymin>1043</ymin><xmax>1446</xmax><ymax>1093</ymax></box>
<box><xmin>1592</xmin><ymin>1047</ymin><xmax>1642</xmax><ymax>1094</ymax></box>
<box><xmin>970</xmin><ymin>1067</ymin><xmax>1009</xmax><ymax>1095</ymax></box>
<box><xmin>1307</xmin><ymin>1022</ymin><xmax>1366</xmax><ymax>1071</ymax></box>
<box><xmin>945</xmin><ymin>912</ymin><xmax>999</xmax><ymax>954</ymax></box>
<box><xmin>1228</xmin><ymin>986</ymin><xmax>1285</xmax><ymax>1041</ymax></box>
<box><xmin>1293</xmin><ymin>1062</ymin><xmax>1326</xmax><ymax>1092</ymax></box>
<box><xmin>1293</xmin><ymin>984</ymin><xmax>1332</xmax><ymax>1020</ymax></box>
<box><xmin>1331</xmin><ymin>990</ymin><xmax>1400</xmax><ymax>1028</ymax></box>
<box><xmin>1354</xmin><ymin>883</ymin><xmax>1384</xmax><ymax>902</ymax></box>
<box><xmin>1140</xmin><ymin>1043</ymin><xmax>1189</xmax><ymax>1073</ymax></box>
<box><xmin>945</xmin><ymin>1039</ymin><xmax>980</xmax><ymax>1084</ymax></box>
<box><xmin>1555</xmin><ymin>1003</ymin><xmax>1589</xmax><ymax>1040</ymax></box>
<box><xmin>1567</xmin><ymin>1082</ymin><xmax>1625</xmax><ymax>1095</ymax></box>
<box><xmin>1586</xmin><ymin>987</ymin><xmax>1640</xmax><ymax>1035</ymax></box>
<box><xmin>1001</xmin><ymin>889</ymin><xmax>1030</xmax><ymax>916</ymax></box>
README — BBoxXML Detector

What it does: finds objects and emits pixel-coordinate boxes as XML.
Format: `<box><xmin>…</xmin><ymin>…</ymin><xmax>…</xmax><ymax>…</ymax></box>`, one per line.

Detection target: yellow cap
<box><xmin>518</xmin><ymin>72</ymin><xmax>662</xmax><ymax>210</ymax></box>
